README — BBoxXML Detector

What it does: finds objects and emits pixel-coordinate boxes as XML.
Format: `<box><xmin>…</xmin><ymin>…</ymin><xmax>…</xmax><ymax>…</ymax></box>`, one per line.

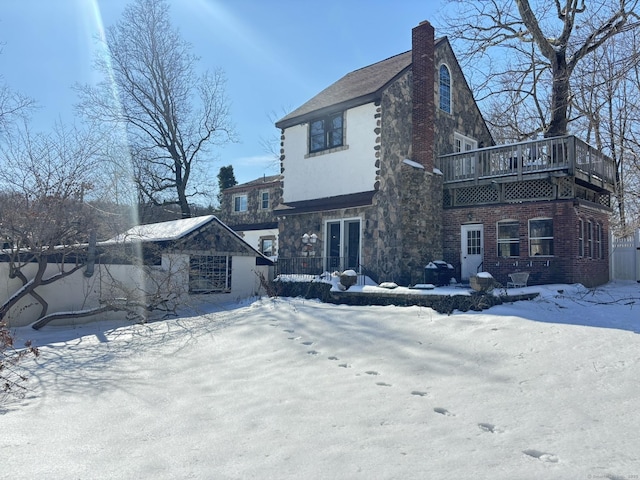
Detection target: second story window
<box><xmin>310</xmin><ymin>112</ymin><xmax>343</xmax><ymax>153</ymax></box>
<box><xmin>233</xmin><ymin>194</ymin><xmax>247</xmax><ymax>213</ymax></box>
<box><xmin>260</xmin><ymin>191</ymin><xmax>270</xmax><ymax>210</ymax></box>
<box><xmin>439</xmin><ymin>64</ymin><xmax>451</xmax><ymax>113</ymax></box>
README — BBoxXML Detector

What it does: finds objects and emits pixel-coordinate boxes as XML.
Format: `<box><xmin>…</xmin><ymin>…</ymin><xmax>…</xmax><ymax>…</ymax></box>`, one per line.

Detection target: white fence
<box><xmin>610</xmin><ymin>230</ymin><xmax>640</xmax><ymax>281</ymax></box>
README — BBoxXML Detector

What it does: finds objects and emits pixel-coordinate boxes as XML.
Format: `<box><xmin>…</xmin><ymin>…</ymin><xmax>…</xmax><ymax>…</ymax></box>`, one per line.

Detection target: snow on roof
<box><xmin>103</xmin><ymin>215</ymin><xmax>216</xmax><ymax>244</ymax></box>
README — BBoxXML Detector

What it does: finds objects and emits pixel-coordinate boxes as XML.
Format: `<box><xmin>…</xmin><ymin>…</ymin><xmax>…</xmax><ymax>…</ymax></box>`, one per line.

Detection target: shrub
<box><xmin>1</xmin><ymin>321</ymin><xmax>39</xmax><ymax>405</ymax></box>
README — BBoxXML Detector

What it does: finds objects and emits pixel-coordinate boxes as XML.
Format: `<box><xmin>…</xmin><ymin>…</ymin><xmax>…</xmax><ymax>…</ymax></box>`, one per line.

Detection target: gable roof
<box><xmin>223</xmin><ymin>174</ymin><xmax>281</xmax><ymax>193</ymax></box>
<box><xmin>100</xmin><ymin>215</ymin><xmax>273</xmax><ymax>263</ymax></box>
<box><xmin>104</xmin><ymin>215</ymin><xmax>218</xmax><ymax>243</ymax></box>
<box><xmin>276</xmin><ymin>38</ymin><xmax>445</xmax><ymax>129</ymax></box>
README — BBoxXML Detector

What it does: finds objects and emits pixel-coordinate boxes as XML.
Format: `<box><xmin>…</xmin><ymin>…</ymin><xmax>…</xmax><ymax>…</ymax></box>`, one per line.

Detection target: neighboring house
<box><xmin>273</xmin><ymin>20</ymin><xmax>615</xmax><ymax>288</ymax></box>
<box><xmin>218</xmin><ymin>174</ymin><xmax>281</xmax><ymax>259</ymax></box>
<box><xmin>1</xmin><ymin>215</ymin><xmax>272</xmax><ymax>327</ymax></box>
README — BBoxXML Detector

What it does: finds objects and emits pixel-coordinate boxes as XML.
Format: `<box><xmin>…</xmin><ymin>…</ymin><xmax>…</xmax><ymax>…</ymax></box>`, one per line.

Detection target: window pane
<box><xmin>310</xmin><ymin>119</ymin><xmax>325</xmax><ymax>152</ymax></box>
<box><xmin>261</xmin><ymin>239</ymin><xmax>273</xmax><ymax>256</ymax></box>
<box><xmin>578</xmin><ymin>219</ymin><xmax>584</xmax><ymax>257</ymax></box>
<box><xmin>529</xmin><ymin>219</ymin><xmax>553</xmax><ymax>256</ymax></box>
<box><xmin>467</xmin><ymin>230</ymin><xmax>481</xmax><ymax>255</ymax></box>
<box><xmin>498</xmin><ymin>221</ymin><xmax>519</xmax><ymax>257</ymax></box>
<box><xmin>310</xmin><ymin>113</ymin><xmax>343</xmax><ymax>152</ymax></box>
<box><xmin>498</xmin><ymin>221</ymin><xmax>518</xmax><ymax>239</ymax></box>
<box><xmin>234</xmin><ymin>195</ymin><xmax>247</xmax><ymax>212</ymax></box>
<box><xmin>530</xmin><ymin>239</ymin><xmax>553</xmax><ymax>256</ymax></box>
<box><xmin>439</xmin><ymin>65</ymin><xmax>451</xmax><ymax>113</ymax></box>
<box><xmin>530</xmin><ymin>219</ymin><xmax>553</xmax><ymax>237</ymax></box>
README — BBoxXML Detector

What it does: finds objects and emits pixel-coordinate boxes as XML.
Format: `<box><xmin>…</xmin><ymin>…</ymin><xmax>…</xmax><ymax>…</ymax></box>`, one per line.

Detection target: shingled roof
<box><xmin>276</xmin><ymin>51</ymin><xmax>411</xmax><ymax>129</ymax></box>
<box><xmin>223</xmin><ymin>174</ymin><xmax>281</xmax><ymax>193</ymax></box>
<box><xmin>276</xmin><ymin>39</ymin><xmax>444</xmax><ymax>130</ymax></box>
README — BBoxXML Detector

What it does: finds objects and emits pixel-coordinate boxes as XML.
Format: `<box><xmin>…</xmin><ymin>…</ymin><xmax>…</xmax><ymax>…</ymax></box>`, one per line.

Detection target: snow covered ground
<box><xmin>2</xmin><ymin>281</ymin><xmax>640</xmax><ymax>479</ymax></box>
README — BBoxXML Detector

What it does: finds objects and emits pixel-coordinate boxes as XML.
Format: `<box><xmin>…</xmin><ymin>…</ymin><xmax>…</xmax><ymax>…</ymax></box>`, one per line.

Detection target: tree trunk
<box><xmin>545</xmin><ymin>52</ymin><xmax>570</xmax><ymax>137</ymax></box>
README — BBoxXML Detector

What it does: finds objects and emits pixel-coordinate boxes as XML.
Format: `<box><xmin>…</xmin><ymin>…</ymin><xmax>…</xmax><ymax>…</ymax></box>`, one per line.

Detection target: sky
<box><xmin>0</xmin><ymin>0</ymin><xmax>445</xmax><ymax>185</ymax></box>
<box><xmin>3</xmin><ymin>280</ymin><xmax>640</xmax><ymax>478</ymax></box>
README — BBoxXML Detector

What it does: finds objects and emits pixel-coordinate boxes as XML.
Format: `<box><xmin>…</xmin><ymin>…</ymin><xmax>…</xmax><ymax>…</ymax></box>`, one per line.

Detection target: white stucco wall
<box><xmin>282</xmin><ymin>103</ymin><xmax>378</xmax><ymax>202</ymax></box>
<box><xmin>0</xmin><ymin>254</ymin><xmax>271</xmax><ymax>327</ymax></box>
<box><xmin>237</xmin><ymin>228</ymin><xmax>279</xmax><ymax>256</ymax></box>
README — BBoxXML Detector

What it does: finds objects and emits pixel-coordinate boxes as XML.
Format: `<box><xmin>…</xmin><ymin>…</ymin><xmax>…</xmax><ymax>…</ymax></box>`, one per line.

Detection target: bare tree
<box><xmin>570</xmin><ymin>31</ymin><xmax>638</xmax><ymax>231</ymax></box>
<box><xmin>76</xmin><ymin>0</ymin><xmax>235</xmax><ymax>219</ymax></box>
<box><xmin>0</xmin><ymin>123</ymin><xmax>104</xmax><ymax>324</ymax></box>
<box><xmin>0</xmin><ymin>122</ymin><xmax>193</xmax><ymax>329</ymax></box>
<box><xmin>0</xmin><ymin>84</ymin><xmax>33</xmax><ymax>136</ymax></box>
<box><xmin>441</xmin><ymin>0</ymin><xmax>640</xmax><ymax>137</ymax></box>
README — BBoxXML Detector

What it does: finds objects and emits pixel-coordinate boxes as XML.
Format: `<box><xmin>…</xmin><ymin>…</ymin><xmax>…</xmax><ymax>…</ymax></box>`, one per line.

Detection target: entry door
<box><xmin>326</xmin><ymin>219</ymin><xmax>361</xmax><ymax>271</ymax></box>
<box><xmin>461</xmin><ymin>224</ymin><xmax>483</xmax><ymax>280</ymax></box>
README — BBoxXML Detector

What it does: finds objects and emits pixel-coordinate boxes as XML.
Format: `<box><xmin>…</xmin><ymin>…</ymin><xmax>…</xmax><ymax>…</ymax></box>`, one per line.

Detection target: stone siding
<box><xmin>218</xmin><ymin>180</ymin><xmax>281</xmax><ymax>227</ymax></box>
<box><xmin>433</xmin><ymin>40</ymin><xmax>494</xmax><ymax>157</ymax></box>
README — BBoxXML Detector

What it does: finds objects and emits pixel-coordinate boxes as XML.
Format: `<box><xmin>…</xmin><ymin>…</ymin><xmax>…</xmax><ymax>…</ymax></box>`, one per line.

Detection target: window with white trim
<box><xmin>529</xmin><ymin>218</ymin><xmax>553</xmax><ymax>256</ymax></box>
<box><xmin>189</xmin><ymin>255</ymin><xmax>232</xmax><ymax>293</ymax></box>
<box><xmin>233</xmin><ymin>194</ymin><xmax>247</xmax><ymax>212</ymax></box>
<box><xmin>497</xmin><ymin>220</ymin><xmax>519</xmax><ymax>257</ymax></box>
<box><xmin>260</xmin><ymin>190</ymin><xmax>270</xmax><ymax>210</ymax></box>
<box><xmin>454</xmin><ymin>132</ymin><xmax>477</xmax><ymax>152</ymax></box>
<box><xmin>587</xmin><ymin>221</ymin><xmax>593</xmax><ymax>258</ymax></box>
<box><xmin>596</xmin><ymin>223</ymin><xmax>603</xmax><ymax>259</ymax></box>
<box><xmin>261</xmin><ymin>238</ymin><xmax>274</xmax><ymax>256</ymax></box>
<box><xmin>578</xmin><ymin>219</ymin><xmax>584</xmax><ymax>257</ymax></box>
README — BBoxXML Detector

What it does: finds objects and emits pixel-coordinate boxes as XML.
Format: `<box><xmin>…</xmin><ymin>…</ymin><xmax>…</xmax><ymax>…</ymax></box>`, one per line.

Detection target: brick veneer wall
<box><xmin>442</xmin><ymin>199</ymin><xmax>610</xmax><ymax>287</ymax></box>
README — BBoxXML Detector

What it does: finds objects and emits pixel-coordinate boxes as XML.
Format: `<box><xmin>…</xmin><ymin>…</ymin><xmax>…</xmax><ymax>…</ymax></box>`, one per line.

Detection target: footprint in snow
<box><xmin>478</xmin><ymin>423</ymin><xmax>502</xmax><ymax>433</ymax></box>
<box><xmin>411</xmin><ymin>391</ymin><xmax>429</xmax><ymax>397</ymax></box>
<box><xmin>523</xmin><ymin>449</ymin><xmax>559</xmax><ymax>463</ymax></box>
<box><xmin>301</xmin><ymin>341</ymin><xmax>314</xmax><ymax>346</ymax></box>
<box><xmin>365</xmin><ymin>371</ymin><xmax>379</xmax><ymax>376</ymax></box>
<box><xmin>434</xmin><ymin>407</ymin><xmax>454</xmax><ymax>416</ymax></box>
<box><xmin>307</xmin><ymin>350</ymin><xmax>319</xmax><ymax>356</ymax></box>
<box><xmin>376</xmin><ymin>382</ymin><xmax>392</xmax><ymax>387</ymax></box>
<box><xmin>338</xmin><ymin>363</ymin><xmax>351</xmax><ymax>368</ymax></box>
<box><xmin>283</xmin><ymin>329</ymin><xmax>294</xmax><ymax>333</ymax></box>
<box><xmin>327</xmin><ymin>356</ymin><xmax>339</xmax><ymax>361</ymax></box>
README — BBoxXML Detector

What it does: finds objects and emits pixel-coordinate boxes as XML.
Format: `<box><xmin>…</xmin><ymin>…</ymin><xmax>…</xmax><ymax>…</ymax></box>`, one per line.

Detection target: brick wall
<box><xmin>411</xmin><ymin>21</ymin><xmax>435</xmax><ymax>170</ymax></box>
<box><xmin>443</xmin><ymin>200</ymin><xmax>610</xmax><ymax>287</ymax></box>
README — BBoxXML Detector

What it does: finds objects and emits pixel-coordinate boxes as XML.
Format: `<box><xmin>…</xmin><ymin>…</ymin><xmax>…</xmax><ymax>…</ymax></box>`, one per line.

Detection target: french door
<box><xmin>326</xmin><ymin>218</ymin><xmax>361</xmax><ymax>271</ymax></box>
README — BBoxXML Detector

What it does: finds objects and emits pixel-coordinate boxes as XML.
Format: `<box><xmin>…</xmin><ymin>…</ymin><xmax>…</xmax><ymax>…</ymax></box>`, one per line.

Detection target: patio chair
<box><xmin>507</xmin><ymin>272</ymin><xmax>529</xmax><ymax>288</ymax></box>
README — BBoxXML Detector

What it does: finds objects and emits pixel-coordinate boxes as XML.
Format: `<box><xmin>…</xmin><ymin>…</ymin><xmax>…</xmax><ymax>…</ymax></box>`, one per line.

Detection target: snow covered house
<box><xmin>218</xmin><ymin>174</ymin><xmax>281</xmax><ymax>259</ymax></box>
<box><xmin>273</xmin><ymin>20</ymin><xmax>615</xmax><ymax>287</ymax></box>
<box><xmin>0</xmin><ymin>215</ymin><xmax>273</xmax><ymax>327</ymax></box>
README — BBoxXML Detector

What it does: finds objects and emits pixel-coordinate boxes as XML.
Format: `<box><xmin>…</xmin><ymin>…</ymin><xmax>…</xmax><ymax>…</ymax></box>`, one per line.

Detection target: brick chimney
<box><xmin>411</xmin><ymin>20</ymin><xmax>435</xmax><ymax>170</ymax></box>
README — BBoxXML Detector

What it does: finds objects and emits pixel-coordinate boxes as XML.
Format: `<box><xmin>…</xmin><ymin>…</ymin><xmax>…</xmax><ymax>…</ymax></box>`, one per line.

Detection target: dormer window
<box><xmin>309</xmin><ymin>112</ymin><xmax>343</xmax><ymax>153</ymax></box>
